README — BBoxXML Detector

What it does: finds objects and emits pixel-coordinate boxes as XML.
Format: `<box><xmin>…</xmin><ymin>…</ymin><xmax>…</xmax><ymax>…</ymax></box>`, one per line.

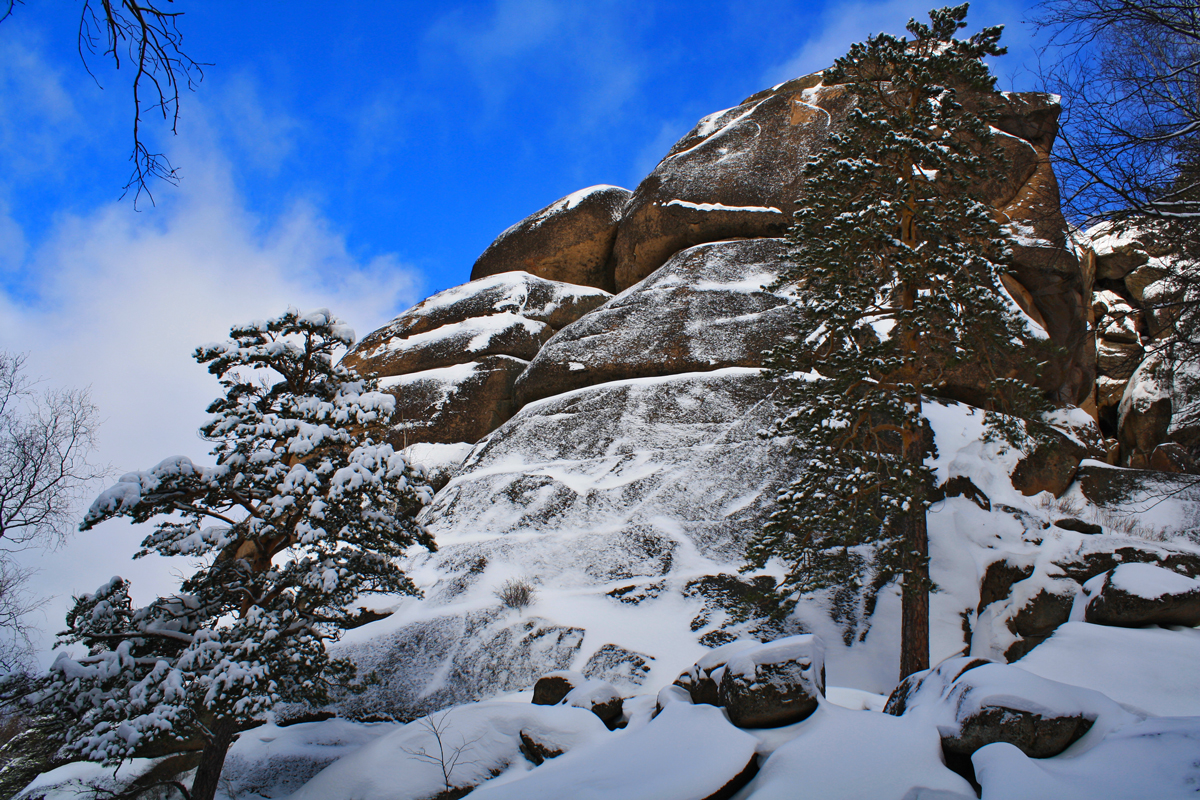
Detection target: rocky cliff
<box><xmin>306</xmin><ymin>72</ymin><xmax>1200</xmax><ymax>726</ymax></box>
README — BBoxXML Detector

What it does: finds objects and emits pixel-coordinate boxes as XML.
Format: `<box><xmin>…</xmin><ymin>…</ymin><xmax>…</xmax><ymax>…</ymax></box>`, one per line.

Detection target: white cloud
<box><xmin>1</xmin><ymin>137</ymin><xmax>424</xmax><ymax>662</ymax></box>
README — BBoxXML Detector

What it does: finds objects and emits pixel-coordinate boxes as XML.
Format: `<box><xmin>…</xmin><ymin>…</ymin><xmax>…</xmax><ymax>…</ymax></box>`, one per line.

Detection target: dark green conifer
<box><xmin>748</xmin><ymin>5</ymin><xmax>1053</xmax><ymax>679</ymax></box>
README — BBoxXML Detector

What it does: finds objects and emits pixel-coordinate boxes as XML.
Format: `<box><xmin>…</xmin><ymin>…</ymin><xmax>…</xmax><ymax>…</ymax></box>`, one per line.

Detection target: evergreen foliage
<box><xmin>748</xmin><ymin>5</ymin><xmax>1054</xmax><ymax>678</ymax></box>
<box><xmin>19</xmin><ymin>308</ymin><xmax>434</xmax><ymax>800</ymax></box>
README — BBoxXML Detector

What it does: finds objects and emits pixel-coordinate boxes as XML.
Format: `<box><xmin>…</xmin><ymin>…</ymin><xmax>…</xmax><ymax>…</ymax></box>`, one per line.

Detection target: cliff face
<box><xmin>316</xmin><ymin>74</ymin><xmax>1198</xmax><ymax>723</ymax></box>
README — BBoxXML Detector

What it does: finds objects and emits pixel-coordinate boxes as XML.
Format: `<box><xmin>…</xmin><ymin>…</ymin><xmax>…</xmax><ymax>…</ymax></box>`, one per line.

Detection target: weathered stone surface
<box><xmin>519</xmin><ymin>730</ymin><xmax>564</xmax><ymax>765</ymax></box>
<box><xmin>1097</xmin><ymin>340</ymin><xmax>1144</xmax><ymax>381</ymax></box>
<box><xmin>1150</xmin><ymin>442</ymin><xmax>1193</xmax><ymax>473</ymax></box>
<box><xmin>343</xmin><ymin>272</ymin><xmax>610</xmax><ymax>379</ymax></box>
<box><xmin>717</xmin><ymin>635</ymin><xmax>825</xmax><ymax>729</ymax></box>
<box><xmin>471</xmin><ymin>186</ymin><xmax>631</xmax><ymax>292</ymax></box>
<box><xmin>515</xmin><ymin>238</ymin><xmax>802</xmax><ymax>408</ymax></box>
<box><xmin>609</xmin><ymin>76</ymin><xmax>1088</xmax><ymax>404</ymax></box>
<box><xmin>1083</xmin><ymin>563</ymin><xmax>1200</xmax><ymax>628</ymax></box>
<box><xmin>1125</xmin><ymin>263</ymin><xmax>1170</xmax><ymax>304</ymax></box>
<box><xmin>944</xmin><ymin>704</ymin><xmax>1094</xmax><ymax>760</ymax></box>
<box><xmin>324</xmin><ymin>611</ymin><xmax>586</xmax><ymax>722</ymax></box>
<box><xmin>1119</xmin><ymin>356</ymin><xmax>1173</xmax><ymax>468</ymax></box>
<box><xmin>1089</xmin><ymin>223</ymin><xmax>1150</xmax><ymax>280</ymax></box>
<box><xmin>1010</xmin><ymin>430</ymin><xmax>1090</xmax><ymax>497</ymax></box>
<box><xmin>380</xmin><ymin>356</ymin><xmax>528</xmax><ymax>447</ymax></box>
<box><xmin>561</xmin><ymin>679</ymin><xmax>624</xmax><ymax>728</ymax></box>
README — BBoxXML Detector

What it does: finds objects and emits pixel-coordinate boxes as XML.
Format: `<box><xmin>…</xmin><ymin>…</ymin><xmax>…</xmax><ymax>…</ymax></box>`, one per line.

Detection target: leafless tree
<box><xmin>1033</xmin><ymin>0</ymin><xmax>1200</xmax><ymax>226</ymax></box>
<box><xmin>401</xmin><ymin>713</ymin><xmax>482</xmax><ymax>795</ymax></box>
<box><xmin>1</xmin><ymin>0</ymin><xmax>205</xmax><ymax>207</ymax></box>
<box><xmin>0</xmin><ymin>352</ymin><xmax>106</xmax><ymax>668</ymax></box>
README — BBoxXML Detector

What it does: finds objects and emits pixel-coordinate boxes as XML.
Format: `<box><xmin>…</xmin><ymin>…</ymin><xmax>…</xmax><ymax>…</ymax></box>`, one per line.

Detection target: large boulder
<box><xmin>673</xmin><ymin>639</ymin><xmax>761</xmax><ymax>706</ymax></box>
<box><xmin>379</xmin><ymin>356</ymin><xmax>527</xmax><ymax>448</ymax></box>
<box><xmin>611</xmin><ymin>75</ymin><xmax>1091</xmax><ymax>404</ymax></box>
<box><xmin>885</xmin><ymin>658</ymin><xmax>1105</xmax><ymax>761</ymax></box>
<box><xmin>515</xmin><ymin>238</ymin><xmax>801</xmax><ymax>408</ymax></box>
<box><xmin>1083</xmin><ymin>563</ymin><xmax>1200</xmax><ymax>628</ymax></box>
<box><xmin>717</xmin><ymin>635</ymin><xmax>826</xmax><ymax>728</ymax></box>
<box><xmin>1118</xmin><ymin>355</ymin><xmax>1173</xmax><ymax>468</ymax></box>
<box><xmin>345</xmin><ymin>273</ymin><xmax>612</xmax><ymax>445</ymax></box>
<box><xmin>470</xmin><ymin>186</ymin><xmax>632</xmax><ymax>292</ymax></box>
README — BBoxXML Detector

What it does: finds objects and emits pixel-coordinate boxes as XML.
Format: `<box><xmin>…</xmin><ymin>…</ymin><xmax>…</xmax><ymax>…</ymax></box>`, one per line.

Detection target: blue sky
<box><xmin>0</xmin><ymin>0</ymin><xmax>1040</xmax><ymax>658</ymax></box>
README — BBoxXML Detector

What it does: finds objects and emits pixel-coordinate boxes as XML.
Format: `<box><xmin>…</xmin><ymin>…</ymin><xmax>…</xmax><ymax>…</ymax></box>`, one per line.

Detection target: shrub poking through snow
<box><xmin>495</xmin><ymin>577</ymin><xmax>537</xmax><ymax>610</ymax></box>
<box><xmin>10</xmin><ymin>308</ymin><xmax>435</xmax><ymax>800</ymax></box>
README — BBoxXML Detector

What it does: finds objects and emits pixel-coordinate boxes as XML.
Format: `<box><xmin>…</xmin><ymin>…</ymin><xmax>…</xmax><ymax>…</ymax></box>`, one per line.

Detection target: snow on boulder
<box><xmin>1013</xmin><ymin>621</ymin><xmax>1200</xmax><ymax>717</ymax></box>
<box><xmin>717</xmin><ymin>635</ymin><xmax>825</xmax><ymax>729</ymax></box>
<box><xmin>674</xmin><ymin>639</ymin><xmax>760</xmax><ymax>706</ymax></box>
<box><xmin>738</xmin><ymin>702</ymin><xmax>977</xmax><ymax>800</ymax></box>
<box><xmin>884</xmin><ymin>658</ymin><xmax>1125</xmax><ymax>761</ymax></box>
<box><xmin>971</xmin><ymin>717</ymin><xmax>1200</xmax><ymax>800</ymax></box>
<box><xmin>1118</xmin><ymin>354</ymin><xmax>1173</xmax><ymax>469</ymax></box>
<box><xmin>349</xmin><ymin>310</ymin><xmax>552</xmax><ymax>378</ymax></box>
<box><xmin>380</xmin><ymin>356</ymin><xmax>527</xmax><ymax>448</ymax></box>
<box><xmin>471</xmin><ymin>186</ymin><xmax>632</xmax><ymax>292</ymax></box>
<box><xmin>343</xmin><ymin>272</ymin><xmax>611</xmax><ymax>446</ymax></box>
<box><xmin>1082</xmin><ymin>563</ymin><xmax>1200</xmax><ymax>628</ymax></box>
<box><xmin>468</xmin><ymin>702</ymin><xmax>759</xmax><ymax>800</ymax></box>
<box><xmin>514</xmin><ymin>238</ymin><xmax>803</xmax><ymax>408</ymax></box>
<box><xmin>532</xmin><ymin>671</ymin><xmax>587</xmax><ymax>706</ymax></box>
<box><xmin>612</xmin><ymin>76</ymin><xmax>1089</xmax><ymax>403</ymax></box>
<box><xmin>289</xmin><ymin>702</ymin><xmax>610</xmax><ymax>800</ymax></box>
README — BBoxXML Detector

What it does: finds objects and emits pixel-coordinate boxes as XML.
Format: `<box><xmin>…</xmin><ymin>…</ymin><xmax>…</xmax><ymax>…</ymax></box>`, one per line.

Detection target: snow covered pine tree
<box><xmin>29</xmin><ymin>309</ymin><xmax>434</xmax><ymax>800</ymax></box>
<box><xmin>747</xmin><ymin>5</ymin><xmax>1055</xmax><ymax>679</ymax></box>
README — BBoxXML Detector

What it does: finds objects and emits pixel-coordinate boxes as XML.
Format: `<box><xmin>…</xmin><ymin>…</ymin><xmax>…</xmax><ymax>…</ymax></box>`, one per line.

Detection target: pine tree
<box><xmin>24</xmin><ymin>308</ymin><xmax>435</xmax><ymax>800</ymax></box>
<box><xmin>747</xmin><ymin>5</ymin><xmax>1054</xmax><ymax>680</ymax></box>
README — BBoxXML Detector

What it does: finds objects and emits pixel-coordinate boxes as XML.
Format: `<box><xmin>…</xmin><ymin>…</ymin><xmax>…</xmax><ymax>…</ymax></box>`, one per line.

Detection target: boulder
<box><xmin>561</xmin><ymin>679</ymin><xmax>624</xmax><ymax>728</ymax></box>
<box><xmin>1002</xmin><ymin>579</ymin><xmax>1078</xmax><ymax>662</ymax></box>
<box><xmin>1118</xmin><ymin>355</ymin><xmax>1173</xmax><ymax>468</ymax></box>
<box><xmin>345</xmin><ymin>273</ymin><xmax>612</xmax><ymax>445</ymax></box>
<box><xmin>379</xmin><ymin>356</ymin><xmax>527</xmax><ymax>447</ymax></box>
<box><xmin>717</xmin><ymin>635</ymin><xmax>825</xmax><ymax>729</ymax></box>
<box><xmin>343</xmin><ymin>272</ymin><xmax>610</xmax><ymax>378</ymax></box>
<box><xmin>515</xmin><ymin>238</ymin><xmax>802</xmax><ymax>408</ymax></box>
<box><xmin>1125</xmin><ymin>262</ymin><xmax>1170</xmax><ymax>303</ymax></box>
<box><xmin>885</xmin><ymin>658</ymin><xmax>1100</xmax><ymax>760</ymax></box>
<box><xmin>470</xmin><ymin>186</ymin><xmax>631</xmax><ymax>292</ymax></box>
<box><xmin>674</xmin><ymin>639</ymin><xmax>761</xmax><ymax>706</ymax></box>
<box><xmin>610</xmin><ymin>75</ymin><xmax>1089</xmax><ymax>404</ymax></box>
<box><xmin>1088</xmin><ymin>223</ymin><xmax>1150</xmax><ymax>280</ymax></box>
<box><xmin>1083</xmin><ymin>563</ymin><xmax>1200</xmax><ymax>628</ymax></box>
<box><xmin>1096</xmin><ymin>340</ymin><xmax>1144</xmax><ymax>381</ymax></box>
<box><xmin>1009</xmin><ymin>429</ymin><xmax>1090</xmax><ymax>497</ymax></box>
<box><xmin>533</xmin><ymin>671</ymin><xmax>586</xmax><ymax>705</ymax></box>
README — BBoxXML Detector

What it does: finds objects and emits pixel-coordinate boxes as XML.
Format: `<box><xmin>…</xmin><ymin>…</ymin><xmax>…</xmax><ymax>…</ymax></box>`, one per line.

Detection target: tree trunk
<box><xmin>898</xmin><ymin>508</ymin><xmax>930</xmax><ymax>680</ymax></box>
<box><xmin>189</xmin><ymin>716</ymin><xmax>237</xmax><ymax>800</ymax></box>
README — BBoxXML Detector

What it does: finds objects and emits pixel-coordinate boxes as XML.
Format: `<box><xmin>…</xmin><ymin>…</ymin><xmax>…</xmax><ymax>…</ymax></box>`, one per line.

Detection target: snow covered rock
<box><xmin>884</xmin><ymin>658</ymin><xmax>1113</xmax><ymax>761</ymax></box>
<box><xmin>380</xmin><ymin>356</ymin><xmax>527</xmax><ymax>448</ymax></box>
<box><xmin>717</xmin><ymin>635</ymin><xmax>826</xmax><ymax>729</ymax></box>
<box><xmin>1118</xmin><ymin>355</ymin><xmax>1174</xmax><ymax>468</ymax></box>
<box><xmin>674</xmin><ymin>639</ymin><xmax>760</xmax><ymax>706</ymax></box>
<box><xmin>1083</xmin><ymin>563</ymin><xmax>1200</xmax><ymax>628</ymax></box>
<box><xmin>532</xmin><ymin>671</ymin><xmax>586</xmax><ymax>706</ymax></box>
<box><xmin>515</xmin><ymin>238</ymin><xmax>802</xmax><ymax>407</ymax></box>
<box><xmin>471</xmin><ymin>186</ymin><xmax>632</xmax><ymax>292</ymax></box>
<box><xmin>345</xmin><ymin>273</ymin><xmax>612</xmax><ymax>446</ymax></box>
<box><xmin>289</xmin><ymin>702</ymin><xmax>610</xmax><ymax>800</ymax></box>
<box><xmin>610</xmin><ymin>75</ymin><xmax>1090</xmax><ymax>404</ymax></box>
<box><xmin>467</xmin><ymin>702</ymin><xmax>759</xmax><ymax>800</ymax></box>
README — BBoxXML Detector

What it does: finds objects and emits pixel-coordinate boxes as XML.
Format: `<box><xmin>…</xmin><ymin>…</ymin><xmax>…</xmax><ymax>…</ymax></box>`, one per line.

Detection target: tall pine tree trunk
<box><xmin>189</xmin><ymin>717</ymin><xmax>237</xmax><ymax>800</ymax></box>
<box><xmin>897</xmin><ymin>507</ymin><xmax>930</xmax><ymax>679</ymax></box>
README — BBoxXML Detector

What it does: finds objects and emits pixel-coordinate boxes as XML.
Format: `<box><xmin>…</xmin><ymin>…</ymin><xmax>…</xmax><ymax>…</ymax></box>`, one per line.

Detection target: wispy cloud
<box><xmin>2</xmin><ymin>133</ymin><xmax>423</xmax><ymax>659</ymax></box>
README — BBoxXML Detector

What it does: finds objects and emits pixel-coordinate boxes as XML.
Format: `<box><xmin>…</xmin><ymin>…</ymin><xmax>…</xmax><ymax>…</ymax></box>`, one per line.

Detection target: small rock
<box><xmin>1084</xmin><ymin>563</ymin><xmax>1200</xmax><ymax>628</ymax></box>
<box><xmin>518</xmin><ymin>730</ymin><xmax>564</xmax><ymax>766</ymax></box>
<box><xmin>717</xmin><ymin>635</ymin><xmax>825</xmax><ymax>728</ymax></box>
<box><xmin>562</xmin><ymin>680</ymin><xmax>624</xmax><ymax>729</ymax></box>
<box><xmin>1053</xmin><ymin>517</ymin><xmax>1102</xmax><ymax>534</ymax></box>
<box><xmin>532</xmin><ymin>671</ymin><xmax>585</xmax><ymax>706</ymax></box>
